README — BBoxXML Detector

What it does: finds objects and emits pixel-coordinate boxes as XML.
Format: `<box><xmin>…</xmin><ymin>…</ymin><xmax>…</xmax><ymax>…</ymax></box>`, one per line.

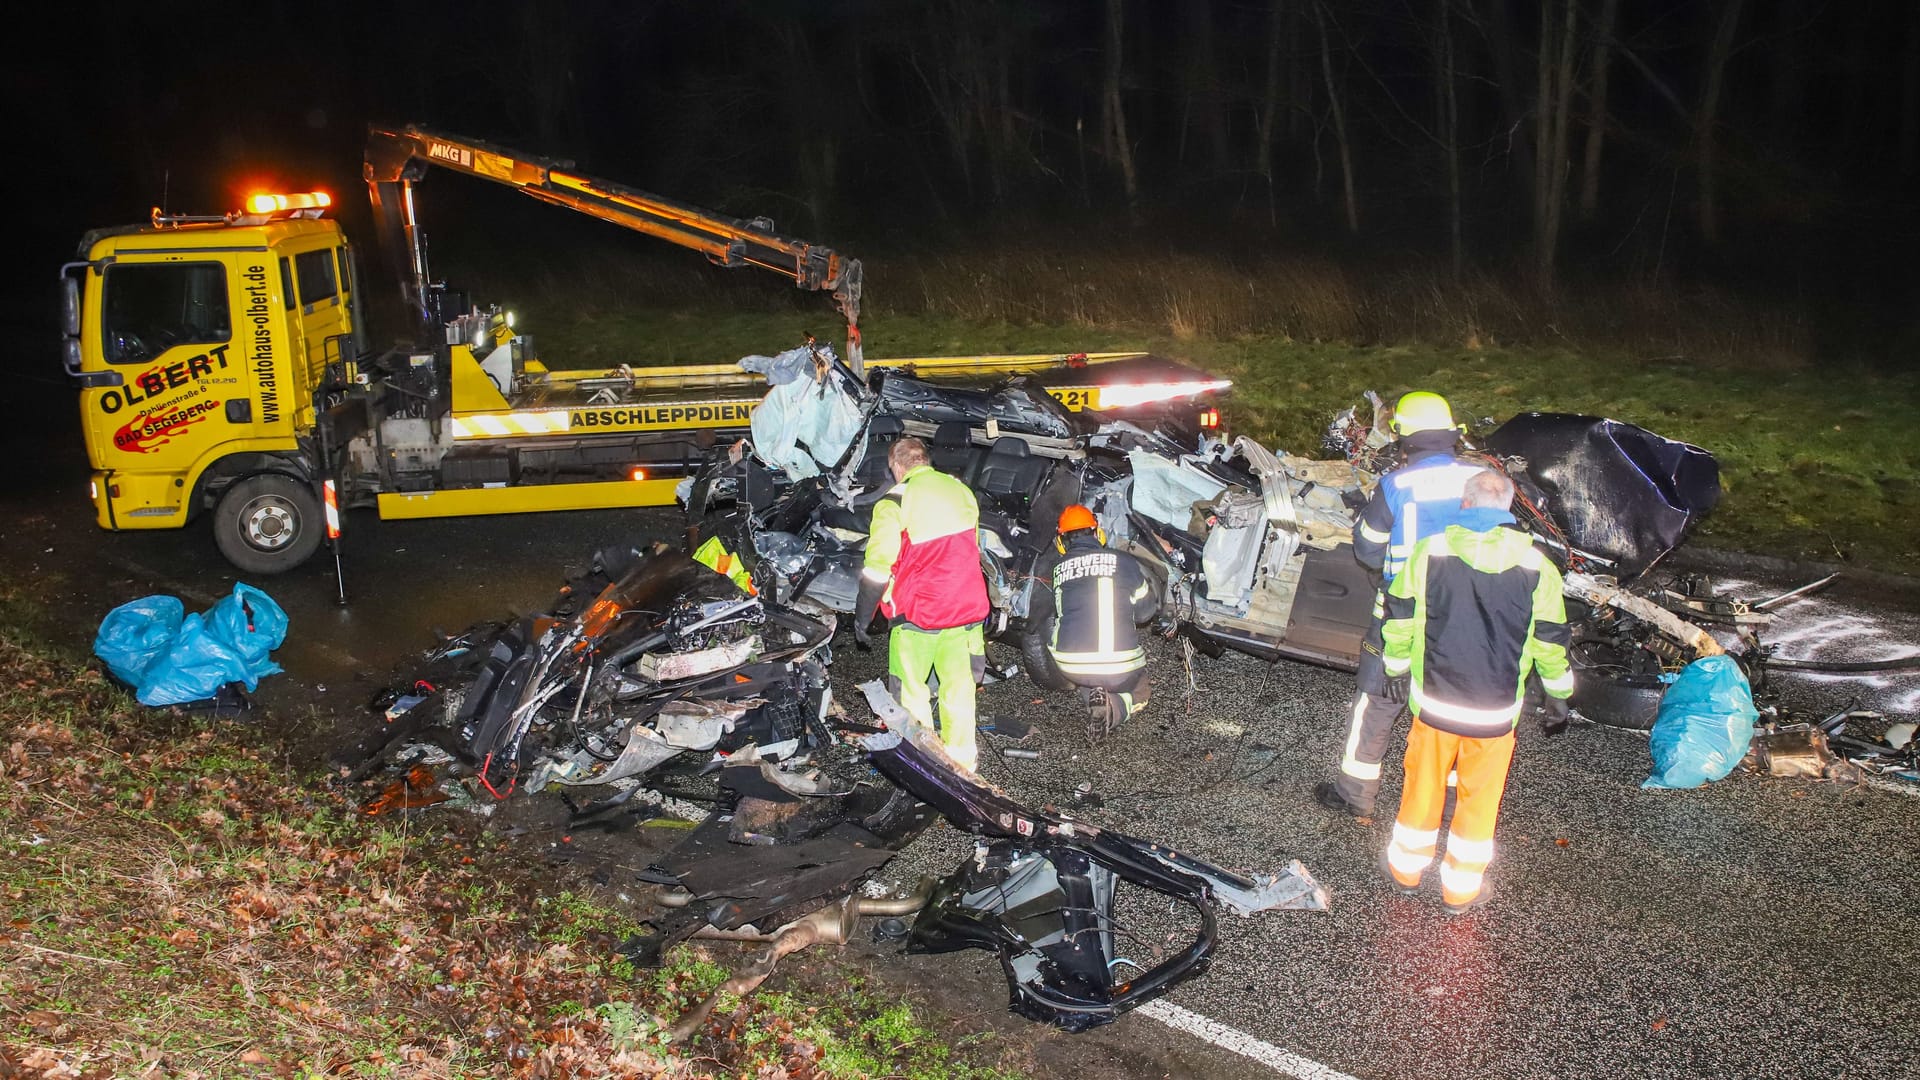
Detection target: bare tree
<box><xmin>1578</xmin><ymin>0</ymin><xmax>1622</xmax><ymax>220</ymax></box>
<box><xmin>1433</xmin><ymin>0</ymin><xmax>1465</xmax><ymax>276</ymax></box>
<box><xmin>1255</xmin><ymin>0</ymin><xmax>1289</xmax><ymax>223</ymax></box>
<box><xmin>1696</xmin><ymin>0</ymin><xmax>1746</xmax><ymax>243</ymax></box>
<box><xmin>1313</xmin><ymin>0</ymin><xmax>1359</xmax><ymax>233</ymax></box>
<box><xmin>1482</xmin><ymin>0</ymin><xmax>1537</xmax><ymax>202</ymax></box>
<box><xmin>1531</xmin><ymin>0</ymin><xmax>1578</xmax><ymax>290</ymax></box>
<box><xmin>1102</xmin><ymin>0</ymin><xmax>1140</xmax><ymax>220</ymax></box>
<box><xmin>1769</xmin><ymin>0</ymin><xmax>1807</xmax><ymax>155</ymax></box>
<box><xmin>516</xmin><ymin>6</ymin><xmax>578</xmax><ymax>147</ymax></box>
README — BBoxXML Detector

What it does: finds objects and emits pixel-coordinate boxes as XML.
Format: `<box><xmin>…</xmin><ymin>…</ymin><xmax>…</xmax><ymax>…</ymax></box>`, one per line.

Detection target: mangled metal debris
<box><xmin>347</xmin><ymin>536</ymin><xmax>1331</xmax><ymax>1036</ymax></box>
<box><xmin>343</xmin><ymin>350</ymin><xmax>1918</xmax><ymax>1039</ymax></box>
<box><xmin>853</xmin><ymin>679</ymin><xmax>1328</xmax><ymax>1032</ymax></box>
<box><xmin>684</xmin><ymin>363</ymin><xmax>1785</xmax><ymax>726</ymax></box>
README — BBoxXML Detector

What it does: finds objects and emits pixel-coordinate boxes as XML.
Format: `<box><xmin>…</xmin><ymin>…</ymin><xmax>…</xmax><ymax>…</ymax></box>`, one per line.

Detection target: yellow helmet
<box><xmin>1390</xmin><ymin>391</ymin><xmax>1458</xmax><ymax>436</ymax></box>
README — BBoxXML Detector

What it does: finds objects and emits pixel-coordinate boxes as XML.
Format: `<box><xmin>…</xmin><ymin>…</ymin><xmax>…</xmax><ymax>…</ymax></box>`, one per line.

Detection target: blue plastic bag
<box><xmin>93</xmin><ymin>583</ymin><xmax>288</xmax><ymax>707</ymax></box>
<box><xmin>138</xmin><ymin>612</ymin><xmax>258</xmax><ymax>706</ymax></box>
<box><xmin>93</xmin><ymin>596</ymin><xmax>185</xmax><ymax>687</ymax></box>
<box><xmin>205</xmin><ymin>583</ymin><xmax>288</xmax><ymax>679</ymax></box>
<box><xmin>1642</xmin><ymin>655</ymin><xmax>1757</xmax><ymax>790</ymax></box>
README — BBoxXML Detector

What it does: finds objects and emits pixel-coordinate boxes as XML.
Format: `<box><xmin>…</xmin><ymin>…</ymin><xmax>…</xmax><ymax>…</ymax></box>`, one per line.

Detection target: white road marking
<box><xmin>1137</xmin><ymin>999</ymin><xmax>1360</xmax><ymax>1080</ymax></box>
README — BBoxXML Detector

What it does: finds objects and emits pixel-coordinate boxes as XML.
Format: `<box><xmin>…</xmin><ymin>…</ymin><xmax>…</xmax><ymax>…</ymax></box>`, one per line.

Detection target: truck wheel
<box><xmin>214</xmin><ymin>475</ymin><xmax>324</xmax><ymax>575</ymax></box>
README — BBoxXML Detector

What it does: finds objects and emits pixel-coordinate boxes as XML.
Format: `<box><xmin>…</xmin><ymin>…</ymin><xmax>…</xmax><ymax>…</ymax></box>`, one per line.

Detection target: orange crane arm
<box><xmin>364</xmin><ymin>123</ymin><xmax>863</xmax><ymax>368</ymax></box>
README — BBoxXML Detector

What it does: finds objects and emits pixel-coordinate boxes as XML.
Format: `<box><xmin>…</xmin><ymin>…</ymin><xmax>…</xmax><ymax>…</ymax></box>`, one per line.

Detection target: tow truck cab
<box><xmin>62</xmin><ymin>199</ymin><xmax>354</xmax><ymax>566</ymax></box>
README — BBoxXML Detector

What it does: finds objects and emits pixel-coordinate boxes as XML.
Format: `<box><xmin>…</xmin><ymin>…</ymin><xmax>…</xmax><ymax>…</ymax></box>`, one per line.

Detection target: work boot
<box><xmin>1313</xmin><ymin>781</ymin><xmax>1371</xmax><ymax>820</ymax></box>
<box><xmin>1377</xmin><ymin>849</ymin><xmax>1419</xmax><ymax>896</ymax></box>
<box><xmin>1443</xmin><ymin>882</ymin><xmax>1494</xmax><ymax>916</ymax></box>
<box><xmin>1085</xmin><ymin>689</ymin><xmax>1116</xmax><ymax>744</ymax></box>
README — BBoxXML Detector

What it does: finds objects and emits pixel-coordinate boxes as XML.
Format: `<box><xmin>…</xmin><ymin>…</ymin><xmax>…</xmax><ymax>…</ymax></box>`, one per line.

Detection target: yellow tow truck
<box><xmin>59</xmin><ymin>124</ymin><xmax>1228</xmax><ymax>574</ymax></box>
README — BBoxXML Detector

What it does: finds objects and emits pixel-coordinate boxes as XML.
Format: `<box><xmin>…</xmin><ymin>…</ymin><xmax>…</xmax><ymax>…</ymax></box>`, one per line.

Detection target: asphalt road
<box><xmin>3</xmin><ymin>473</ymin><xmax>1916</xmax><ymax>1079</ymax></box>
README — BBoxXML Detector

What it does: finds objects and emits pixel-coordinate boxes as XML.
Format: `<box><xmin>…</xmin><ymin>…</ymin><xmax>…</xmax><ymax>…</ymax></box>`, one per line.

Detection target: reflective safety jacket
<box><xmin>1353</xmin><ymin>447</ymin><xmax>1483</xmax><ymax>585</ymax></box>
<box><xmin>1381</xmin><ymin>512</ymin><xmax>1574</xmax><ymax>738</ymax></box>
<box><xmin>863</xmin><ymin>464</ymin><xmax>989</xmax><ymax>631</ymax></box>
<box><xmin>1048</xmin><ymin>533</ymin><xmax>1154</xmax><ymax>684</ymax></box>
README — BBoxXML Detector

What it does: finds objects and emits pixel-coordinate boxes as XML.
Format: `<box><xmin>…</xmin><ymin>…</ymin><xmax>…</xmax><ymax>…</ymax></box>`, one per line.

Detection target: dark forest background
<box><xmin>16</xmin><ymin>0</ymin><xmax>1920</xmax><ymax>363</ymax></box>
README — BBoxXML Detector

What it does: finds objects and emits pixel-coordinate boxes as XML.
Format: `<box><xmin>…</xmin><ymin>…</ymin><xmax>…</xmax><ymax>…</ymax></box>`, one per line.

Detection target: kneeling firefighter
<box><xmin>1047</xmin><ymin>505</ymin><xmax>1156</xmax><ymax>734</ymax></box>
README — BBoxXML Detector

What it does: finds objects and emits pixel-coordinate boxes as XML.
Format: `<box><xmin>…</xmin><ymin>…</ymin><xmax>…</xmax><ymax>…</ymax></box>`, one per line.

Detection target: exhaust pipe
<box><xmin>665</xmin><ymin>879</ymin><xmax>934</xmax><ymax>1042</ymax></box>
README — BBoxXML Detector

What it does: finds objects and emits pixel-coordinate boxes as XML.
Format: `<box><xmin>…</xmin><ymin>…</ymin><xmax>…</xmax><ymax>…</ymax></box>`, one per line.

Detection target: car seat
<box><xmin>974</xmin><ymin>436</ymin><xmax>1049</xmax><ymax>514</ymax></box>
<box><xmin>931</xmin><ymin>421</ymin><xmax>976</xmax><ymax>479</ymax></box>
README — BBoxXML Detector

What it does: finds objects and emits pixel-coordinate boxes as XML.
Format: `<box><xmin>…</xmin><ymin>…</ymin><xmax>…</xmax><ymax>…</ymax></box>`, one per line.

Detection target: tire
<box><xmin>1569</xmin><ymin>649</ymin><xmax>1668</xmax><ymax>730</ymax></box>
<box><xmin>1018</xmin><ymin>613</ymin><xmax>1076</xmax><ymax>692</ymax></box>
<box><xmin>213</xmin><ymin>474</ymin><xmax>324</xmax><ymax>575</ymax></box>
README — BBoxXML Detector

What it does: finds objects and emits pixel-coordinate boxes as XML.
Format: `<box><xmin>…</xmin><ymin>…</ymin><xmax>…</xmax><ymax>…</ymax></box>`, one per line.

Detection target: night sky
<box><xmin>17</xmin><ymin>1</ymin><xmax>1920</xmax><ymax>351</ymax></box>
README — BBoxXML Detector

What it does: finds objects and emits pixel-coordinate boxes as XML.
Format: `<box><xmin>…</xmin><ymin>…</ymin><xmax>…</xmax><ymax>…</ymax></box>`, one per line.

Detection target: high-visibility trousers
<box><xmin>1384</xmin><ymin>716</ymin><xmax>1515</xmax><ymax>907</ymax></box>
<box><xmin>888</xmin><ymin>621</ymin><xmax>986</xmax><ymax>771</ymax></box>
<box><xmin>1335</xmin><ymin>605</ymin><xmax>1402</xmax><ymax>813</ymax></box>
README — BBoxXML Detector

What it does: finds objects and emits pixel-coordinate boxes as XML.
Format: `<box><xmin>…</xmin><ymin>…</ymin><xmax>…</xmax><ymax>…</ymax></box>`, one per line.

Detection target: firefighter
<box><xmin>1046</xmin><ymin>504</ymin><xmax>1155</xmax><ymax>734</ymax></box>
<box><xmin>1316</xmin><ymin>390</ymin><xmax>1485</xmax><ymax>819</ymax></box>
<box><xmin>853</xmin><ymin>437</ymin><xmax>990</xmax><ymax>770</ymax></box>
<box><xmin>1379</xmin><ymin>469</ymin><xmax>1573</xmax><ymax>913</ymax></box>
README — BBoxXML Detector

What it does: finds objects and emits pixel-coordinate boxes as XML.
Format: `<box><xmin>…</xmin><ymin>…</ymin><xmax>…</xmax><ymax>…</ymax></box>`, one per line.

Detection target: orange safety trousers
<box><xmin>1384</xmin><ymin>717</ymin><xmax>1516</xmax><ymax>907</ymax></box>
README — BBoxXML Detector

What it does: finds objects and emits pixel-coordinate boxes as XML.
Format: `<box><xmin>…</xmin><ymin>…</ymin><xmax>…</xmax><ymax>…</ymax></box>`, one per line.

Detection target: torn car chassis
<box><xmin>685</xmin><ymin>368</ymin><xmax>1865</xmax><ymax>726</ymax></box>
<box><xmin>351</xmin><ymin>536</ymin><xmax>1327</xmax><ymax>1036</ymax></box>
<box><xmin>351</xmin><ymin>372</ymin><xmax>1911</xmax><ymax>1038</ymax></box>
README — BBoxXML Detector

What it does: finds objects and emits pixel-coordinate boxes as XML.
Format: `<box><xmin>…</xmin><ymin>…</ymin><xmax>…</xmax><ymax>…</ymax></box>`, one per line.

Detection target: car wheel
<box><xmin>1569</xmin><ymin>643</ymin><xmax>1668</xmax><ymax>730</ymax></box>
<box><xmin>1018</xmin><ymin>613</ymin><xmax>1076</xmax><ymax>692</ymax></box>
<box><xmin>213</xmin><ymin>474</ymin><xmax>324</xmax><ymax>575</ymax></box>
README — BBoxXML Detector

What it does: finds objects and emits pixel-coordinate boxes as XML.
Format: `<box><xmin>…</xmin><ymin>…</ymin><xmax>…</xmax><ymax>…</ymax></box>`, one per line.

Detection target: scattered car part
<box><xmin>853</xmin><ymin>679</ymin><xmax>1328</xmax><ymax>1032</ymax></box>
<box><xmin>1744</xmin><ymin>724</ymin><xmax>1862</xmax><ymax>782</ymax></box>
<box><xmin>667</xmin><ymin>880</ymin><xmax>937</xmax><ymax>1042</ymax></box>
<box><xmin>1747</xmin><ymin>651</ymin><xmax>1920</xmax><ymax>674</ymax></box>
<box><xmin>1752</xmin><ymin>574</ymin><xmax>1841</xmax><ymax>612</ymax></box>
<box><xmin>1484</xmin><ymin>413</ymin><xmax>1720</xmax><ymax>580</ymax></box>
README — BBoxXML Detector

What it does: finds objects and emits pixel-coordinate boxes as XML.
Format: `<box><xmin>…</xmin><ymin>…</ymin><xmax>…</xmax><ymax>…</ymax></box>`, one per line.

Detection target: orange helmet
<box><xmin>1057</xmin><ymin>504</ymin><xmax>1098</xmax><ymax>535</ymax></box>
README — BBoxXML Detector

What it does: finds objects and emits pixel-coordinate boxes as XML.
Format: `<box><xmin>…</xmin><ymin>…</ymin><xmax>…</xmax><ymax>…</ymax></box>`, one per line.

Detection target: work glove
<box><xmin>852</xmin><ymin>575</ymin><xmax>887</xmax><ymax>651</ymax></box>
<box><xmin>1540</xmin><ymin>695</ymin><xmax>1570</xmax><ymax>738</ymax></box>
<box><xmin>1381</xmin><ymin>675</ymin><xmax>1410</xmax><ymax>705</ymax></box>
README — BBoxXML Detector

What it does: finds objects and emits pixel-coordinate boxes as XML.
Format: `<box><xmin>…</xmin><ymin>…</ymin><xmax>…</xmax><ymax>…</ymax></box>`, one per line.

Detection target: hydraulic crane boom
<box><xmin>364</xmin><ymin>123</ymin><xmax>864</xmax><ymax>371</ymax></box>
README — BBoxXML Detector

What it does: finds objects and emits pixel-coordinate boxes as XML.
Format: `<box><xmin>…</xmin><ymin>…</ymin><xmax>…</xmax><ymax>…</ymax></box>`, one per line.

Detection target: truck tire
<box><xmin>214</xmin><ymin>474</ymin><xmax>324</xmax><ymax>575</ymax></box>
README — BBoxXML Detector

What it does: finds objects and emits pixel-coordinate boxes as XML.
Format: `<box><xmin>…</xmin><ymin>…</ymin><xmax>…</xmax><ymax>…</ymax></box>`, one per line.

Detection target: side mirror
<box><xmin>60</xmin><ymin>275</ymin><xmax>81</xmax><ymax>338</ymax></box>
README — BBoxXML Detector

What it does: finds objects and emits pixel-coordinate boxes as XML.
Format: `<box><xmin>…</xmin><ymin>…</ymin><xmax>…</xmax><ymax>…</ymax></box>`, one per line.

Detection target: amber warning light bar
<box><xmin>245</xmin><ymin>191</ymin><xmax>332</xmax><ymax>214</ymax></box>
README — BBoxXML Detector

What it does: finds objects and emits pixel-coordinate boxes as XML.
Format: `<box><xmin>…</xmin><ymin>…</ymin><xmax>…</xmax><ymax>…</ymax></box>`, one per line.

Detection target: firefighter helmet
<box><xmin>1057</xmin><ymin>504</ymin><xmax>1099</xmax><ymax>535</ymax></box>
<box><xmin>1390</xmin><ymin>391</ymin><xmax>1459</xmax><ymax>436</ymax></box>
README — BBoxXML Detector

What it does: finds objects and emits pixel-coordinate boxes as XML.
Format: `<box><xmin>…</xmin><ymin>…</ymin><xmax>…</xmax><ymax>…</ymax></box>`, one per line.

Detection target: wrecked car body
<box><xmin>689</xmin><ymin>352</ymin><xmax>1745</xmax><ymax>724</ymax></box>
<box><xmin>443</xmin><ymin>544</ymin><xmax>839</xmax><ymax>801</ymax></box>
<box><xmin>685</xmin><ymin>350</ymin><xmax>1108</xmax><ymax>641</ymax></box>
<box><xmin>356</xmin><ymin>538</ymin><xmax>1329</xmax><ymax>1035</ymax></box>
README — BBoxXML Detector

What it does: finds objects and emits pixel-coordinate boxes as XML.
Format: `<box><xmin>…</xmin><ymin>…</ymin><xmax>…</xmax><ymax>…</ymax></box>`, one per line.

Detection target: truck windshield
<box><xmin>102</xmin><ymin>263</ymin><xmax>230</xmax><ymax>365</ymax></box>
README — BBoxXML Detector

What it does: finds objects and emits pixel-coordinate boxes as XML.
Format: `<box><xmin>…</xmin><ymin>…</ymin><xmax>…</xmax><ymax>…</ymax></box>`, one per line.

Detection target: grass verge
<box><xmin>0</xmin><ymin>594</ymin><xmax>1016</xmax><ymax>1079</ymax></box>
